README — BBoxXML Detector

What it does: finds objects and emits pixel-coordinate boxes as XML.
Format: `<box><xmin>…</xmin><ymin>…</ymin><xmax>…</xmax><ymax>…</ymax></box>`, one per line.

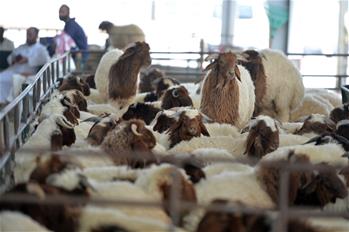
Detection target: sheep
<box><xmin>257</xmin><ymin>145</ymin><xmax>348</xmax><ymax>208</ymax></box>
<box><xmin>135</xmin><ymin>164</ymin><xmax>197</xmax><ymax>224</ymax></box>
<box><xmin>330</xmin><ymin>102</ymin><xmax>349</xmax><ymax>123</ymax></box>
<box><xmin>58</xmin><ymin>74</ymin><xmax>91</xmax><ymax>96</ymax></box>
<box><xmin>14</xmin><ymin>114</ymin><xmax>77</xmax><ymax>183</ymax></box>
<box><xmin>94</xmin><ymin>48</ymin><xmax>124</xmax><ymax>102</ymax></box>
<box><xmin>306</xmin><ymin>88</ymin><xmax>342</xmax><ymax>108</ymax></box>
<box><xmin>238</xmin><ymin>49</ymin><xmax>304</xmax><ymax>122</ymax></box>
<box><xmin>195</xmin><ymin>200</ymin><xmax>319</xmax><ymax>232</ymax></box>
<box><xmin>85</xmin><ymin>113</ymin><xmax>119</xmax><ymax>146</ymax></box>
<box><xmin>200</xmin><ymin>52</ymin><xmax>255</xmax><ymax>129</ymax></box>
<box><xmin>61</xmin><ymin>89</ymin><xmax>88</xmax><ymax>111</ymax></box>
<box><xmin>0</xmin><ymin>211</ymin><xmax>51</xmax><ymax>232</ymax></box>
<box><xmin>290</xmin><ymin>93</ymin><xmax>334</xmax><ymax>122</ymax></box>
<box><xmin>107</xmin><ymin>42</ymin><xmax>151</xmax><ymax>113</ymax></box>
<box><xmin>202</xmin><ymin>122</ymin><xmax>240</xmax><ymax>137</ymax></box>
<box><xmin>100</xmin><ymin>22</ymin><xmax>146</xmax><ymax>50</ymax></box>
<box><xmin>39</xmin><ymin>94</ymin><xmax>80</xmax><ymax>125</ymax></box>
<box><xmin>152</xmin><ymin>108</ymin><xmax>210</xmax><ymax>149</ymax></box>
<box><xmin>122</xmin><ymin>102</ymin><xmax>162</xmax><ymax>125</ymax></box>
<box><xmin>336</xmin><ymin>119</ymin><xmax>349</xmax><ymax>141</ymax></box>
<box><xmin>139</xmin><ymin>67</ymin><xmax>165</xmax><ymax>93</ymax></box>
<box><xmin>294</xmin><ymin>113</ymin><xmax>336</xmax><ymax>138</ymax></box>
<box><xmin>160</xmin><ymin>85</ymin><xmax>193</xmax><ymax>109</ymax></box>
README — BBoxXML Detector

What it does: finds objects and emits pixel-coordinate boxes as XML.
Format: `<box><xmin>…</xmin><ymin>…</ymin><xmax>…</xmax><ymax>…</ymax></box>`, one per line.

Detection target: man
<box><xmin>0</xmin><ymin>27</ymin><xmax>50</xmax><ymax>104</ymax></box>
<box><xmin>0</xmin><ymin>27</ymin><xmax>14</xmax><ymax>51</ymax></box>
<box><xmin>98</xmin><ymin>20</ymin><xmax>145</xmax><ymax>51</ymax></box>
<box><xmin>59</xmin><ymin>4</ymin><xmax>88</xmax><ymax>69</ymax></box>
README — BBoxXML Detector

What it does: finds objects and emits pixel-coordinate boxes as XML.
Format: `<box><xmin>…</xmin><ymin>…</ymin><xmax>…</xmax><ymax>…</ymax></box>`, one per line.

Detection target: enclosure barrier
<box><xmin>0</xmin><ymin>52</ymin><xmax>71</xmax><ymax>191</ymax></box>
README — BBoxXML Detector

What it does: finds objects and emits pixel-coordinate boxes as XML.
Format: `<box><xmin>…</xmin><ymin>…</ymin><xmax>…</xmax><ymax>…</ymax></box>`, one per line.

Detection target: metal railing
<box><xmin>0</xmin><ymin>52</ymin><xmax>71</xmax><ymax>189</ymax></box>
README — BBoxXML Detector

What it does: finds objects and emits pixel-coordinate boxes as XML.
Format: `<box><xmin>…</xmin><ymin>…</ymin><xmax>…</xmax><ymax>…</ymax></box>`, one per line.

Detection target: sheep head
<box><xmin>51</xmin><ymin>114</ymin><xmax>77</xmax><ymax>150</ymax></box>
<box><xmin>119</xmin><ymin>41</ymin><xmax>151</xmax><ymax>67</ymax></box>
<box><xmin>58</xmin><ymin>74</ymin><xmax>91</xmax><ymax>96</ymax></box>
<box><xmin>168</xmin><ymin>110</ymin><xmax>210</xmax><ymax>148</ymax></box>
<box><xmin>304</xmin><ymin>133</ymin><xmax>349</xmax><ymax>152</ymax></box>
<box><xmin>122</xmin><ymin>103</ymin><xmax>161</xmax><ymax>125</ymax></box>
<box><xmin>295</xmin><ymin>114</ymin><xmax>336</xmax><ymax>135</ymax></box>
<box><xmin>153</xmin><ymin>77</ymin><xmax>180</xmax><ymax>97</ymax></box>
<box><xmin>294</xmin><ymin>162</ymin><xmax>348</xmax><ymax>207</ymax></box>
<box><xmin>204</xmin><ymin>52</ymin><xmax>241</xmax><ymax>82</ymax></box>
<box><xmin>139</xmin><ymin>67</ymin><xmax>165</xmax><ymax>93</ymax></box>
<box><xmin>330</xmin><ymin>103</ymin><xmax>349</xmax><ymax>123</ymax></box>
<box><xmin>29</xmin><ymin>154</ymin><xmax>81</xmax><ymax>184</ymax></box>
<box><xmin>244</xmin><ymin>115</ymin><xmax>280</xmax><ymax>160</ymax></box>
<box><xmin>86</xmin><ymin>115</ymin><xmax>119</xmax><ymax>146</ymax></box>
<box><xmin>60</xmin><ymin>96</ymin><xmax>80</xmax><ymax>125</ymax></box>
<box><xmin>152</xmin><ymin>110</ymin><xmax>177</xmax><ymax>133</ymax></box>
<box><xmin>128</xmin><ymin>119</ymin><xmax>156</xmax><ymax>152</ymax></box>
<box><xmin>161</xmin><ymin>85</ymin><xmax>193</xmax><ymax>110</ymax></box>
<box><xmin>62</xmin><ymin>90</ymin><xmax>88</xmax><ymax>111</ymax></box>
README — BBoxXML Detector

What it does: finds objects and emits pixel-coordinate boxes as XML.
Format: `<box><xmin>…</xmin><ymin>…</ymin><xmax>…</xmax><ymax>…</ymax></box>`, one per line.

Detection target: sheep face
<box><xmin>120</xmin><ymin>41</ymin><xmax>151</xmax><ymax>68</ymax></box>
<box><xmin>153</xmin><ymin>77</ymin><xmax>180</xmax><ymax>97</ymax></box>
<box><xmin>294</xmin><ymin>162</ymin><xmax>348</xmax><ymax>207</ymax></box>
<box><xmin>29</xmin><ymin>155</ymin><xmax>80</xmax><ymax>184</ymax></box>
<box><xmin>59</xmin><ymin>74</ymin><xmax>91</xmax><ymax>96</ymax></box>
<box><xmin>63</xmin><ymin>90</ymin><xmax>88</xmax><ymax>112</ymax></box>
<box><xmin>87</xmin><ymin>116</ymin><xmax>118</xmax><ymax>146</ymax></box>
<box><xmin>259</xmin><ymin>151</ymin><xmax>313</xmax><ymax>205</ymax></box>
<box><xmin>152</xmin><ymin>112</ymin><xmax>177</xmax><ymax>133</ymax></box>
<box><xmin>295</xmin><ymin>114</ymin><xmax>335</xmax><ymax>135</ymax></box>
<box><xmin>168</xmin><ymin>111</ymin><xmax>210</xmax><ymax>148</ymax></box>
<box><xmin>61</xmin><ymin>96</ymin><xmax>80</xmax><ymax>125</ymax></box>
<box><xmin>305</xmin><ymin>133</ymin><xmax>349</xmax><ymax>152</ymax></box>
<box><xmin>122</xmin><ymin>103</ymin><xmax>161</xmax><ymax>125</ymax></box>
<box><xmin>204</xmin><ymin>52</ymin><xmax>241</xmax><ymax>82</ymax></box>
<box><xmin>244</xmin><ymin>116</ymin><xmax>279</xmax><ymax>160</ymax></box>
<box><xmin>50</xmin><ymin>115</ymin><xmax>77</xmax><ymax>150</ymax></box>
<box><xmin>128</xmin><ymin>119</ymin><xmax>156</xmax><ymax>151</ymax></box>
<box><xmin>139</xmin><ymin>67</ymin><xmax>164</xmax><ymax>93</ymax></box>
<box><xmin>161</xmin><ymin>86</ymin><xmax>193</xmax><ymax>110</ymax></box>
<box><xmin>330</xmin><ymin>103</ymin><xmax>349</xmax><ymax>123</ymax></box>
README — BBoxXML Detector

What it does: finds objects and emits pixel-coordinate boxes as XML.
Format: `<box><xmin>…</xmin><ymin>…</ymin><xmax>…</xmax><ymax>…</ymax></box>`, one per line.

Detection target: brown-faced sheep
<box><xmin>200</xmin><ymin>52</ymin><xmax>255</xmax><ymax>129</ymax></box>
<box><xmin>58</xmin><ymin>74</ymin><xmax>91</xmax><ymax>96</ymax></box>
<box><xmin>139</xmin><ymin>67</ymin><xmax>165</xmax><ymax>93</ymax></box>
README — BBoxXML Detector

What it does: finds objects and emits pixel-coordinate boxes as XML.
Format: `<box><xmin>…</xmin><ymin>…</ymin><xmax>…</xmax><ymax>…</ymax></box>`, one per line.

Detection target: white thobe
<box><xmin>0</xmin><ymin>42</ymin><xmax>49</xmax><ymax>103</ymax></box>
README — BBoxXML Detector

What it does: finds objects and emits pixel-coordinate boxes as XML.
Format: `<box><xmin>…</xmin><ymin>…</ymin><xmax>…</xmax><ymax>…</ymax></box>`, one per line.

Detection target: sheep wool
<box><xmin>0</xmin><ymin>211</ymin><xmax>51</xmax><ymax>232</ymax></box>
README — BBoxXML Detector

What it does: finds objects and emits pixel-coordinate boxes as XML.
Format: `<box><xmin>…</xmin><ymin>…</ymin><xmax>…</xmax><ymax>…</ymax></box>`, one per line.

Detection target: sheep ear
<box><xmin>204</xmin><ymin>53</ymin><xmax>219</xmax><ymax>61</ymax></box>
<box><xmin>131</xmin><ymin>123</ymin><xmax>142</xmax><ymax>136</ymax></box>
<box><xmin>244</xmin><ymin>129</ymin><xmax>258</xmax><ymax>156</ymax></box>
<box><xmin>199</xmin><ymin>120</ymin><xmax>210</xmax><ymax>137</ymax></box>
<box><xmin>203</xmin><ymin>61</ymin><xmax>216</xmax><ymax>72</ymax></box>
<box><xmin>234</xmin><ymin>65</ymin><xmax>241</xmax><ymax>82</ymax></box>
<box><xmin>119</xmin><ymin>44</ymin><xmax>137</xmax><ymax>60</ymax></box>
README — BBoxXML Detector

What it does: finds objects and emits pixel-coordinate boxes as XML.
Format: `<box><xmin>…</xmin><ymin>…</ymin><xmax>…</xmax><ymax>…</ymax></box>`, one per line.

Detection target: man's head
<box><xmin>99</xmin><ymin>21</ymin><xmax>114</xmax><ymax>33</ymax></box>
<box><xmin>59</xmin><ymin>4</ymin><xmax>70</xmax><ymax>22</ymax></box>
<box><xmin>26</xmin><ymin>27</ymin><xmax>39</xmax><ymax>46</ymax></box>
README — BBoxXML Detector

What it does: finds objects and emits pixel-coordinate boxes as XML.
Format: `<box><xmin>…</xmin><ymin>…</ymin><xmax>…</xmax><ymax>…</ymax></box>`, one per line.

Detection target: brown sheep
<box><xmin>62</xmin><ymin>90</ymin><xmax>88</xmax><ymax>112</ymax></box>
<box><xmin>244</xmin><ymin>115</ymin><xmax>279</xmax><ymax>160</ymax></box>
<box><xmin>295</xmin><ymin>114</ymin><xmax>336</xmax><ymax>136</ymax></box>
<box><xmin>58</xmin><ymin>74</ymin><xmax>91</xmax><ymax>96</ymax></box>
<box><xmin>86</xmin><ymin>114</ymin><xmax>119</xmax><ymax>146</ymax></box>
<box><xmin>161</xmin><ymin>85</ymin><xmax>193</xmax><ymax>110</ymax></box>
<box><xmin>200</xmin><ymin>52</ymin><xmax>255</xmax><ymax>129</ymax></box>
<box><xmin>168</xmin><ymin>110</ymin><xmax>210</xmax><ymax>148</ymax></box>
<box><xmin>139</xmin><ymin>67</ymin><xmax>165</xmax><ymax>93</ymax></box>
<box><xmin>108</xmin><ymin>41</ymin><xmax>151</xmax><ymax>111</ymax></box>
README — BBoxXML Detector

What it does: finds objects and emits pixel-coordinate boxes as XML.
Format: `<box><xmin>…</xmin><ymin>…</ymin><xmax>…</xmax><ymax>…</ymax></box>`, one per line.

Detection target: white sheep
<box><xmin>239</xmin><ymin>49</ymin><xmax>304</xmax><ymax>122</ymax></box>
<box><xmin>306</xmin><ymin>88</ymin><xmax>342</xmax><ymax>108</ymax></box>
<box><xmin>14</xmin><ymin>114</ymin><xmax>75</xmax><ymax>183</ymax></box>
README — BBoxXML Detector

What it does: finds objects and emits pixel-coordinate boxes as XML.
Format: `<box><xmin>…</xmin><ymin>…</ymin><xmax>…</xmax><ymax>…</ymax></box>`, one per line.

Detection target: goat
<box><xmin>200</xmin><ymin>52</ymin><xmax>255</xmax><ymax>129</ymax></box>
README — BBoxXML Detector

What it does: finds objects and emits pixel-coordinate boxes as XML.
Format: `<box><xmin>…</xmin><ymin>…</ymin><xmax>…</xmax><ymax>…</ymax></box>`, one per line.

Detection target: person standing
<box><xmin>0</xmin><ymin>27</ymin><xmax>49</xmax><ymax>104</ymax></box>
<box><xmin>0</xmin><ymin>27</ymin><xmax>14</xmax><ymax>51</ymax></box>
<box><xmin>59</xmin><ymin>4</ymin><xmax>88</xmax><ymax>69</ymax></box>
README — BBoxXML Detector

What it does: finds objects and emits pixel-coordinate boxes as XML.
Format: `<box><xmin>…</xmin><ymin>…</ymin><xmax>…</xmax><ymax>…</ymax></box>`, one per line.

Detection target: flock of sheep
<box><xmin>1</xmin><ymin>41</ymin><xmax>349</xmax><ymax>232</ymax></box>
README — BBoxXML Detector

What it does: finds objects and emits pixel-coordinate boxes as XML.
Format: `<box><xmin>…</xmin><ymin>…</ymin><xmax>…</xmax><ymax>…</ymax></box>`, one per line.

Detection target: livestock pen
<box><xmin>0</xmin><ymin>51</ymin><xmax>349</xmax><ymax>232</ymax></box>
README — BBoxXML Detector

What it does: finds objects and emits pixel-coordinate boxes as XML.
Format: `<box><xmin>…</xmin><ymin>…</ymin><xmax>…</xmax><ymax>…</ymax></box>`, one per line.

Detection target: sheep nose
<box><xmin>188</xmin><ymin>127</ymin><xmax>197</xmax><ymax>135</ymax></box>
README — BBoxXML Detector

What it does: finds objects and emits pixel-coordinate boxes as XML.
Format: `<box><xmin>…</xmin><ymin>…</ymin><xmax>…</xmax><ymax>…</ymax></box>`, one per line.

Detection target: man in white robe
<box><xmin>0</xmin><ymin>27</ymin><xmax>49</xmax><ymax>104</ymax></box>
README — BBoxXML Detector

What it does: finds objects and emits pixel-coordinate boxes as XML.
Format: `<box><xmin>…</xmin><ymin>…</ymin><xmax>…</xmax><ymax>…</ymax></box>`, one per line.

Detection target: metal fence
<box><xmin>0</xmin><ymin>52</ymin><xmax>71</xmax><ymax>191</ymax></box>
